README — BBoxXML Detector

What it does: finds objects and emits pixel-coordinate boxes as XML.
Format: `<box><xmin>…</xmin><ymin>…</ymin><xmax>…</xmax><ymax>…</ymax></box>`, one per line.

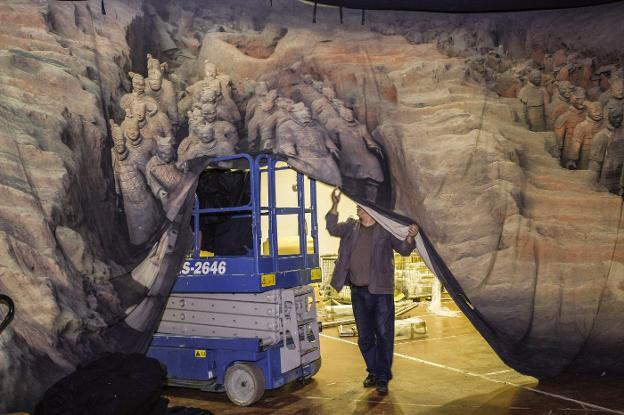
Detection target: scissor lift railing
<box><xmin>172</xmin><ymin>153</ymin><xmax>321</xmax><ymax>294</ymax></box>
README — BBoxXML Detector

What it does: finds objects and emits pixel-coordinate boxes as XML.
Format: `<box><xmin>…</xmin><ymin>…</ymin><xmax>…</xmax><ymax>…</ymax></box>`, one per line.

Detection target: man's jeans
<box><xmin>350</xmin><ymin>285</ymin><xmax>395</xmax><ymax>382</ymax></box>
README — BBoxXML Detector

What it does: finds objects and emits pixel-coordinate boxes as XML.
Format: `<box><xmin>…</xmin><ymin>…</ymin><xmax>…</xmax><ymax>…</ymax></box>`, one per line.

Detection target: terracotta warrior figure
<box><xmin>325</xmin><ymin>106</ymin><xmax>385</xmax><ymax>201</ymax></box>
<box><xmin>121</xmin><ymin>115</ymin><xmax>154</xmax><ymax>175</ymax></box>
<box><xmin>546</xmin><ymin>81</ymin><xmax>574</xmax><ymax>129</ymax></box>
<box><xmin>146</xmin><ymin>135</ymin><xmax>185</xmax><ymax>212</ymax></box>
<box><xmin>202</xmin><ymin>103</ymin><xmax>239</xmax><ymax>158</ymax></box>
<box><xmin>246</xmin><ymin>90</ymin><xmax>288</xmax><ymax>153</ymax></box>
<box><xmin>555</xmin><ymin>88</ymin><xmax>586</xmax><ymax>164</ymax></box>
<box><xmin>311</xmin><ymin>85</ymin><xmax>341</xmax><ymax>127</ymax></box>
<box><xmin>145</xmin><ymin>54</ymin><xmax>179</xmax><ymax>133</ymax></box>
<box><xmin>110</xmin><ymin>120</ymin><xmax>162</xmax><ymax>245</ymax></box>
<box><xmin>275</xmin><ymin>102</ymin><xmax>342</xmax><ymax>186</ymax></box>
<box><xmin>589</xmin><ymin>106</ymin><xmax>624</xmax><ymax>193</ymax></box>
<box><xmin>184</xmin><ymin>61</ymin><xmax>241</xmax><ymax>123</ymax></box>
<box><xmin>120</xmin><ymin>72</ymin><xmax>159</xmax><ymax>115</ymax></box>
<box><xmin>178</xmin><ymin>109</ymin><xmax>206</xmax><ymax>161</ymax></box>
<box><xmin>564</xmin><ymin>101</ymin><xmax>604</xmax><ymax>170</ymax></box>
<box><xmin>197</xmin><ymin>87</ymin><xmax>238</xmax><ymax>124</ymax></box>
<box><xmin>177</xmin><ymin>123</ymin><xmax>218</xmax><ymax>164</ymax></box>
<box><xmin>244</xmin><ymin>81</ymin><xmax>269</xmax><ymax>126</ymax></box>
<box><xmin>518</xmin><ymin>70</ymin><xmax>550</xmax><ymax>132</ymax></box>
<box><xmin>131</xmin><ymin>100</ymin><xmax>174</xmax><ymax>147</ymax></box>
<box><xmin>601</xmin><ymin>79</ymin><xmax>624</xmax><ymax>120</ymax></box>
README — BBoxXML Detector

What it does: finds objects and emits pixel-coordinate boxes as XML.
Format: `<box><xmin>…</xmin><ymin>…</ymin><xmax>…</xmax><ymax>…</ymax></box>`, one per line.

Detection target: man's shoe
<box><xmin>363</xmin><ymin>374</ymin><xmax>377</xmax><ymax>388</ymax></box>
<box><xmin>376</xmin><ymin>380</ymin><xmax>389</xmax><ymax>395</ymax></box>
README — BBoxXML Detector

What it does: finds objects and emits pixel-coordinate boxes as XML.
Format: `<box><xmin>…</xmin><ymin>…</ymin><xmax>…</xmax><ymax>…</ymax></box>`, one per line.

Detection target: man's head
<box><xmin>339</xmin><ymin>106</ymin><xmax>355</xmax><ymax>122</ymax></box>
<box><xmin>356</xmin><ymin>205</ymin><xmax>375</xmax><ymax>224</ymax></box>
<box><xmin>292</xmin><ymin>102</ymin><xmax>311</xmax><ymax>124</ymax></box>
<box><xmin>608</xmin><ymin>105</ymin><xmax>624</xmax><ymax>129</ymax></box>
<box><xmin>277</xmin><ymin>97</ymin><xmax>294</xmax><ymax>112</ymax></box>
<box><xmin>204</xmin><ymin>61</ymin><xmax>217</xmax><ymax>79</ymax></box>
<box><xmin>611</xmin><ymin>79</ymin><xmax>624</xmax><ymax>100</ymax></box>
<box><xmin>571</xmin><ymin>88</ymin><xmax>586</xmax><ymax>110</ymax></box>
<box><xmin>156</xmin><ymin>135</ymin><xmax>175</xmax><ymax>163</ymax></box>
<box><xmin>129</xmin><ymin>72</ymin><xmax>145</xmax><ymax>94</ymax></box>
<box><xmin>529</xmin><ymin>69</ymin><xmax>542</xmax><ymax>87</ymax></box>
<box><xmin>202</xmin><ymin>103</ymin><xmax>217</xmax><ymax>123</ymax></box>
<box><xmin>586</xmin><ymin>101</ymin><xmax>603</xmax><ymax>122</ymax></box>
<box><xmin>147</xmin><ymin>69</ymin><xmax>163</xmax><ymax>91</ymax></box>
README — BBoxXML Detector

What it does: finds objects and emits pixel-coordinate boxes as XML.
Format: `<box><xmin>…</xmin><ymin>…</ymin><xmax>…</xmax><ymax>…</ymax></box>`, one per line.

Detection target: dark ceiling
<box><xmin>308</xmin><ymin>0</ymin><xmax>621</xmax><ymax>12</ymax></box>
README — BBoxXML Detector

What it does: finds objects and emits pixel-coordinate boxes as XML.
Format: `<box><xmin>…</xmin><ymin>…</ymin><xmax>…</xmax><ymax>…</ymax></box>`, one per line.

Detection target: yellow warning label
<box><xmin>194</xmin><ymin>349</ymin><xmax>206</xmax><ymax>358</ymax></box>
<box><xmin>261</xmin><ymin>273</ymin><xmax>276</xmax><ymax>287</ymax></box>
<box><xmin>311</xmin><ymin>268</ymin><xmax>322</xmax><ymax>280</ymax></box>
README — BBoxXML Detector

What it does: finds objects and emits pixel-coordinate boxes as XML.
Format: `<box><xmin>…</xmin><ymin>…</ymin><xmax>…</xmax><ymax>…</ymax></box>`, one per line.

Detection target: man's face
<box><xmin>132</xmin><ymin>77</ymin><xmax>145</xmax><ymax>94</ymax></box>
<box><xmin>356</xmin><ymin>206</ymin><xmax>373</xmax><ymax>222</ymax></box>
<box><xmin>204</xmin><ymin>64</ymin><xmax>216</xmax><ymax>79</ymax></box>
<box><xmin>132</xmin><ymin>102</ymin><xmax>146</xmax><ymax>122</ymax></box>
<box><xmin>148</xmin><ymin>72</ymin><xmax>162</xmax><ymax>91</ymax></box>
<box><xmin>114</xmin><ymin>140</ymin><xmax>125</xmax><ymax>154</ymax></box>
<box><xmin>199</xmin><ymin>125</ymin><xmax>215</xmax><ymax>143</ymax></box>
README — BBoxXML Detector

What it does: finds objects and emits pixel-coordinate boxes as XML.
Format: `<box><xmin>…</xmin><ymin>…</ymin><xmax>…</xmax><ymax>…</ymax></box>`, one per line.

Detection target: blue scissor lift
<box><xmin>148</xmin><ymin>153</ymin><xmax>323</xmax><ymax>406</ymax></box>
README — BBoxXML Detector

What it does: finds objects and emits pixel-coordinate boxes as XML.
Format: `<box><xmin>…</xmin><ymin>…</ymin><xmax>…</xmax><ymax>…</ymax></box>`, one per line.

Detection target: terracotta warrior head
<box><xmin>557</xmin><ymin>81</ymin><xmax>573</xmax><ymax>101</ymax></box>
<box><xmin>131</xmin><ymin>100</ymin><xmax>147</xmax><ymax>123</ymax></box>
<box><xmin>339</xmin><ymin>106</ymin><xmax>355</xmax><ymax>123</ymax></box>
<box><xmin>322</xmin><ymin>86</ymin><xmax>336</xmax><ymax>100</ymax></box>
<box><xmin>611</xmin><ymin>79</ymin><xmax>624</xmax><ymax>100</ymax></box>
<box><xmin>201</xmin><ymin>103</ymin><xmax>218</xmax><ymax>123</ymax></box>
<box><xmin>200</xmin><ymin>87</ymin><xmax>218</xmax><ymax>105</ymax></box>
<box><xmin>110</xmin><ymin>120</ymin><xmax>126</xmax><ymax>154</ymax></box>
<box><xmin>528</xmin><ymin>70</ymin><xmax>542</xmax><ymax>87</ymax></box>
<box><xmin>198</xmin><ymin>123</ymin><xmax>215</xmax><ymax>144</ymax></box>
<box><xmin>147</xmin><ymin>69</ymin><xmax>163</xmax><ymax>91</ymax></box>
<box><xmin>570</xmin><ymin>88</ymin><xmax>586</xmax><ymax>110</ymax></box>
<box><xmin>129</xmin><ymin>72</ymin><xmax>145</xmax><ymax>95</ymax></box>
<box><xmin>607</xmin><ymin>105</ymin><xmax>624</xmax><ymax>129</ymax></box>
<box><xmin>146</xmin><ymin>53</ymin><xmax>165</xmax><ymax>73</ymax></box>
<box><xmin>586</xmin><ymin>101</ymin><xmax>603</xmax><ymax>122</ymax></box>
<box><xmin>292</xmin><ymin>102</ymin><xmax>311</xmax><ymax>125</ymax></box>
<box><xmin>204</xmin><ymin>61</ymin><xmax>217</xmax><ymax>79</ymax></box>
<box><xmin>187</xmin><ymin>109</ymin><xmax>203</xmax><ymax>134</ymax></box>
<box><xmin>277</xmin><ymin>97</ymin><xmax>294</xmax><ymax>112</ymax></box>
<box><xmin>260</xmin><ymin>90</ymin><xmax>278</xmax><ymax>112</ymax></box>
<box><xmin>121</xmin><ymin>116</ymin><xmax>140</xmax><ymax>144</ymax></box>
<box><xmin>254</xmin><ymin>81</ymin><xmax>269</xmax><ymax>97</ymax></box>
<box><xmin>156</xmin><ymin>135</ymin><xmax>175</xmax><ymax>163</ymax></box>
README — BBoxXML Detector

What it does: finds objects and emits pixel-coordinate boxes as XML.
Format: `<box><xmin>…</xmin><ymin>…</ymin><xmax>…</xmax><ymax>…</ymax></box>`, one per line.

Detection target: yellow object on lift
<box><xmin>262</xmin><ymin>236</ymin><xmax>314</xmax><ymax>255</ymax></box>
<box><xmin>199</xmin><ymin>250</ymin><xmax>215</xmax><ymax>258</ymax></box>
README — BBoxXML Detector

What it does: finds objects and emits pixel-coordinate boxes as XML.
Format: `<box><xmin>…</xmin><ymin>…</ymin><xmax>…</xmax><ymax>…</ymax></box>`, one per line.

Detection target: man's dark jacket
<box><xmin>326</xmin><ymin>211</ymin><xmax>416</xmax><ymax>295</ymax></box>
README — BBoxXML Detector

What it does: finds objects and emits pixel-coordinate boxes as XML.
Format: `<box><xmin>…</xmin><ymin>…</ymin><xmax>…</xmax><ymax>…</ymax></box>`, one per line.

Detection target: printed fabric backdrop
<box><xmin>0</xmin><ymin>0</ymin><xmax>624</xmax><ymax>410</ymax></box>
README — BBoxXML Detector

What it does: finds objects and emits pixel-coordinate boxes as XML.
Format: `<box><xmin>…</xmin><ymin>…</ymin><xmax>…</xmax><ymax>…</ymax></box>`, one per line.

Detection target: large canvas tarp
<box><xmin>1</xmin><ymin>0</ymin><xmax>624</xmax><ymax>410</ymax></box>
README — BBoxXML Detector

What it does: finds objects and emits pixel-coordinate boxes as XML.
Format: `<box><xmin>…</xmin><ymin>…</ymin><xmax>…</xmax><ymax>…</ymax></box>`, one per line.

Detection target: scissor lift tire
<box><xmin>224</xmin><ymin>362</ymin><xmax>265</xmax><ymax>406</ymax></box>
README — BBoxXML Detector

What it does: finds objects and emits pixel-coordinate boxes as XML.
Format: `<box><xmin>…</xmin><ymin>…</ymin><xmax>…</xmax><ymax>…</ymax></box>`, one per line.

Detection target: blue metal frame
<box><xmin>172</xmin><ymin>153</ymin><xmax>321</xmax><ymax>293</ymax></box>
<box><xmin>148</xmin><ymin>335</ymin><xmax>320</xmax><ymax>390</ymax></box>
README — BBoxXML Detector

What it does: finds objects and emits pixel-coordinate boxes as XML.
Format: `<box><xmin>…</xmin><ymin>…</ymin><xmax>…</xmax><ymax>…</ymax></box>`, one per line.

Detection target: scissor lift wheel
<box><xmin>224</xmin><ymin>362</ymin><xmax>266</xmax><ymax>406</ymax></box>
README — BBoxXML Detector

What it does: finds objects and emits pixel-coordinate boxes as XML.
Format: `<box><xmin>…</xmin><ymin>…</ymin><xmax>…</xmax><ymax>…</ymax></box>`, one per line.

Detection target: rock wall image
<box><xmin>1</xmin><ymin>0</ymin><xmax>624</xmax><ymax>410</ymax></box>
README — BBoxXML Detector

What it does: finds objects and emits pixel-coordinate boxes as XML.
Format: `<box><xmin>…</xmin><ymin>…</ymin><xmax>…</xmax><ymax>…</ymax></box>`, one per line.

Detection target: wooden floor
<box><xmin>165</xmin><ymin>301</ymin><xmax>624</xmax><ymax>414</ymax></box>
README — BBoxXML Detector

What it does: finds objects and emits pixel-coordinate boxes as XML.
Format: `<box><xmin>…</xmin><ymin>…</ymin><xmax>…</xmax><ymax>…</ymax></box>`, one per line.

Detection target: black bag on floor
<box><xmin>35</xmin><ymin>353</ymin><xmax>168</xmax><ymax>415</ymax></box>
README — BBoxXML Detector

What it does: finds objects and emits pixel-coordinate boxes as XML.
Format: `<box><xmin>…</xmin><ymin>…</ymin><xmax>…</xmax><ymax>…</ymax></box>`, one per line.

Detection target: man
<box><xmin>325</xmin><ymin>188</ymin><xmax>418</xmax><ymax>395</ymax></box>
